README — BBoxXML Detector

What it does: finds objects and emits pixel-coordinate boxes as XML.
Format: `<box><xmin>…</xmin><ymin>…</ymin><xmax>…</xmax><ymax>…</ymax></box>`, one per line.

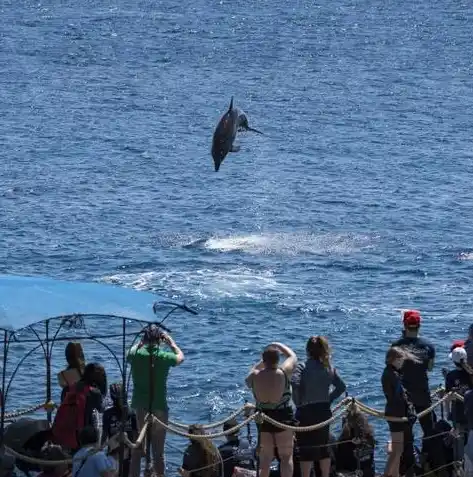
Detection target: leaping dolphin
<box><xmin>210</xmin><ymin>97</ymin><xmax>263</xmax><ymax>172</ymax></box>
<box><xmin>211</xmin><ymin>97</ymin><xmax>240</xmax><ymax>172</ymax></box>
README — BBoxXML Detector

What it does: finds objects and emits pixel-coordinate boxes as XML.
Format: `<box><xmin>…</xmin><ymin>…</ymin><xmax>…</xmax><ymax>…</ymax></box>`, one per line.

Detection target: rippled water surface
<box><xmin>1</xmin><ymin>0</ymin><xmax>473</xmax><ymax>470</ymax></box>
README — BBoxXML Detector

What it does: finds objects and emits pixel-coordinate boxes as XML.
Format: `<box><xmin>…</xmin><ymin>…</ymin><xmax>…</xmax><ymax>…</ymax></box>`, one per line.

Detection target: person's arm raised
<box><xmin>162</xmin><ymin>332</ymin><xmax>185</xmax><ymax>365</ymax></box>
<box><xmin>270</xmin><ymin>342</ymin><xmax>297</xmax><ymax>375</ymax></box>
<box><xmin>245</xmin><ymin>360</ymin><xmax>264</xmax><ymax>387</ymax></box>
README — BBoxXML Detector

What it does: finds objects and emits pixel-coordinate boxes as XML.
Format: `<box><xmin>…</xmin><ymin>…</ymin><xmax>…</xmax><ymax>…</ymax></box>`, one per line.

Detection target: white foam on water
<box><xmin>99</xmin><ymin>267</ymin><xmax>280</xmax><ymax>300</ymax></box>
<box><xmin>204</xmin><ymin>232</ymin><xmax>374</xmax><ymax>256</ymax></box>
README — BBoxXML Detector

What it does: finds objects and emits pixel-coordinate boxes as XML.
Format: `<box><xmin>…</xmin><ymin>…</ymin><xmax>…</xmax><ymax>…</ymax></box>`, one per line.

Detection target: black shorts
<box><xmin>296</xmin><ymin>403</ymin><xmax>332</xmax><ymax>461</ymax></box>
<box><xmin>257</xmin><ymin>406</ymin><xmax>296</xmax><ymax>434</ymax></box>
<box><xmin>388</xmin><ymin>421</ymin><xmax>409</xmax><ymax>433</ymax></box>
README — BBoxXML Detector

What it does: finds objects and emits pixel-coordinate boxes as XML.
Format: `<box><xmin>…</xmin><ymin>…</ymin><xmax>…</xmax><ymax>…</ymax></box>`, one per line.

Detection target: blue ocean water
<box><xmin>1</xmin><ymin>0</ymin><xmax>473</xmax><ymax>471</ymax></box>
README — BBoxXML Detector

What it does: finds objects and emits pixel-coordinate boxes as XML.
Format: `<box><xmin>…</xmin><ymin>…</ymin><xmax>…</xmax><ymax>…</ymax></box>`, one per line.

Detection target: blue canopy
<box><xmin>0</xmin><ymin>275</ymin><xmax>176</xmax><ymax>332</ymax></box>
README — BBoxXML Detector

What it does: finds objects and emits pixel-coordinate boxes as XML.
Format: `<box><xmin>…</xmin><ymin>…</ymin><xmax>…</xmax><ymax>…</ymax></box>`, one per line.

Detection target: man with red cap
<box><xmin>391</xmin><ymin>310</ymin><xmax>435</xmax><ymax>411</ymax></box>
<box><xmin>451</xmin><ymin>340</ymin><xmax>466</xmax><ymax>352</ymax></box>
<box><xmin>391</xmin><ymin>310</ymin><xmax>444</xmax><ymax>477</ymax></box>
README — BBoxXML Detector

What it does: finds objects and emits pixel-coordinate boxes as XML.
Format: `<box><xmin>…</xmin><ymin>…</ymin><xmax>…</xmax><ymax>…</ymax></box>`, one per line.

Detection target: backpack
<box><xmin>52</xmin><ymin>383</ymin><xmax>91</xmax><ymax>449</ymax></box>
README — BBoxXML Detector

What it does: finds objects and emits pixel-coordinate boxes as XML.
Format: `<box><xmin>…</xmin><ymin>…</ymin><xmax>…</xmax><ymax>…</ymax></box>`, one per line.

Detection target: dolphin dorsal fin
<box><xmin>228</xmin><ymin>96</ymin><xmax>234</xmax><ymax>111</ymax></box>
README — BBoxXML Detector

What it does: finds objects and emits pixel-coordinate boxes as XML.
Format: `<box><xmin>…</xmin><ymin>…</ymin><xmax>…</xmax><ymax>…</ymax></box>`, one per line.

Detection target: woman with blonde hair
<box><xmin>382</xmin><ymin>346</ymin><xmax>419</xmax><ymax>477</ymax></box>
<box><xmin>178</xmin><ymin>424</ymin><xmax>222</xmax><ymax>477</ymax></box>
<box><xmin>291</xmin><ymin>336</ymin><xmax>346</xmax><ymax>477</ymax></box>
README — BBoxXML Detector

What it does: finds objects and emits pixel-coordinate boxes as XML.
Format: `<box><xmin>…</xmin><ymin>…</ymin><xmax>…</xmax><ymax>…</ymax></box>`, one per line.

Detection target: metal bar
<box><xmin>0</xmin><ymin>331</ymin><xmax>9</xmax><ymax>446</ymax></box>
<box><xmin>45</xmin><ymin>320</ymin><xmax>52</xmax><ymax>424</ymax></box>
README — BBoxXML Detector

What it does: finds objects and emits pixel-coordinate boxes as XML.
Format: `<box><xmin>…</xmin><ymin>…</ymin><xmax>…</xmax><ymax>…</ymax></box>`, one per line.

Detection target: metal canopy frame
<box><xmin>0</xmin><ymin>280</ymin><xmax>198</xmax><ymax>476</ymax></box>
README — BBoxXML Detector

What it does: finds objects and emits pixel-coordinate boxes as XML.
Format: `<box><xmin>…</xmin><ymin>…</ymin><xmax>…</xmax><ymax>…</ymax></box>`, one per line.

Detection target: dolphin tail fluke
<box><xmin>228</xmin><ymin>96</ymin><xmax>234</xmax><ymax>111</ymax></box>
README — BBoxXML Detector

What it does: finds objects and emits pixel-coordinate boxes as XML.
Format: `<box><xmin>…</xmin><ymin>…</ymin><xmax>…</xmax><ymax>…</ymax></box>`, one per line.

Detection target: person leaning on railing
<box><xmin>127</xmin><ymin>325</ymin><xmax>184</xmax><ymax>477</ymax></box>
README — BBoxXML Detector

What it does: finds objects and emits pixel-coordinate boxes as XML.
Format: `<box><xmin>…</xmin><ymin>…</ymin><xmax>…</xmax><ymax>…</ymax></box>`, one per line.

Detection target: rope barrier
<box><xmin>122</xmin><ymin>416</ymin><xmax>150</xmax><ymax>450</ymax></box>
<box><xmin>165</xmin><ymin>432</ymin><xmax>464</xmax><ymax>477</ymax></box>
<box><xmin>3</xmin><ymin>416</ymin><xmax>150</xmax><ymax>466</ymax></box>
<box><xmin>0</xmin><ymin>388</ymin><xmax>464</xmax><ymax>468</ymax></box>
<box><xmin>154</xmin><ymin>413</ymin><xmax>257</xmax><ymax>440</ymax></box>
<box><xmin>4</xmin><ymin>438</ymin><xmax>111</xmax><ymax>467</ymax></box>
<box><xmin>258</xmin><ymin>406</ymin><xmax>349</xmax><ymax>432</ymax></box>
<box><xmin>353</xmin><ymin>391</ymin><xmax>454</xmax><ymax>422</ymax></box>
<box><xmin>3</xmin><ymin>401</ymin><xmax>56</xmax><ymax>420</ymax></box>
<box><xmin>3</xmin><ymin>407</ymin><xmax>467</xmax><ymax>469</ymax></box>
<box><xmin>0</xmin><ymin>390</ymin><xmax>456</xmax><ymax>435</ymax></box>
<box><xmin>168</xmin><ymin>403</ymin><xmax>255</xmax><ymax>430</ymax></box>
<box><xmin>415</xmin><ymin>460</ymin><xmax>460</xmax><ymax>477</ymax></box>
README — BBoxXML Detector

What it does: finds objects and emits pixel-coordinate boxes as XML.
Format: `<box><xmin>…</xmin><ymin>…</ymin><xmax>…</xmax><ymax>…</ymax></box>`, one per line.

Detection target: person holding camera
<box><xmin>127</xmin><ymin>325</ymin><xmax>185</xmax><ymax>477</ymax></box>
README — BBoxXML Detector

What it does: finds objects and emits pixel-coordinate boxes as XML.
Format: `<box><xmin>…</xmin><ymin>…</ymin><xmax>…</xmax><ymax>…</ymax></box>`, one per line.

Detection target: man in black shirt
<box><xmin>391</xmin><ymin>310</ymin><xmax>445</xmax><ymax>477</ymax></box>
<box><xmin>391</xmin><ymin>310</ymin><xmax>435</xmax><ymax>415</ymax></box>
<box><xmin>218</xmin><ymin>419</ymin><xmax>256</xmax><ymax>477</ymax></box>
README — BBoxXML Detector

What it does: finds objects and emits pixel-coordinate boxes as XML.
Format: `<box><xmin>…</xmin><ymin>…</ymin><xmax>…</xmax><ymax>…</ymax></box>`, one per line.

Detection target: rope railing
<box><xmin>159</xmin><ymin>392</ymin><xmax>461</xmax><ymax>440</ymax></box>
<box><xmin>3</xmin><ymin>418</ymin><xmax>151</xmax><ymax>467</ymax></box>
<box><xmin>0</xmin><ymin>390</ymin><xmax>457</xmax><ymax>438</ymax></box>
<box><xmin>3</xmin><ymin>401</ymin><xmax>56</xmax><ymax>420</ymax></box>
<box><xmin>256</xmin><ymin>406</ymin><xmax>349</xmax><ymax>432</ymax></box>
<box><xmin>154</xmin><ymin>413</ymin><xmax>258</xmax><ymax>440</ymax></box>
<box><xmin>165</xmin><ymin>397</ymin><xmax>353</xmax><ymax>431</ymax></box>
<box><xmin>2</xmin><ymin>391</ymin><xmax>466</xmax><ymax>469</ymax></box>
<box><xmin>0</xmin><ymin>389</ymin><xmax>463</xmax><ymax>467</ymax></box>
<box><xmin>168</xmin><ymin>403</ymin><xmax>256</xmax><ymax>430</ymax></box>
<box><xmin>162</xmin><ymin>422</ymin><xmax>467</xmax><ymax>477</ymax></box>
<box><xmin>163</xmin><ymin>435</ymin><xmax>465</xmax><ymax>477</ymax></box>
<box><xmin>158</xmin><ymin>392</ymin><xmax>457</xmax><ymax>438</ymax></box>
<box><xmin>0</xmin><ymin>387</ymin><xmax>450</xmax><ymax>431</ymax></box>
<box><xmin>353</xmin><ymin>391</ymin><xmax>453</xmax><ymax>422</ymax></box>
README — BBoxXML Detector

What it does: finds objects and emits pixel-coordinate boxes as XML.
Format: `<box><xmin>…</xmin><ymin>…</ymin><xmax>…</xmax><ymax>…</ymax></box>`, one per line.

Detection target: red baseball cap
<box><xmin>403</xmin><ymin>310</ymin><xmax>421</xmax><ymax>328</ymax></box>
<box><xmin>450</xmin><ymin>339</ymin><xmax>465</xmax><ymax>352</ymax></box>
